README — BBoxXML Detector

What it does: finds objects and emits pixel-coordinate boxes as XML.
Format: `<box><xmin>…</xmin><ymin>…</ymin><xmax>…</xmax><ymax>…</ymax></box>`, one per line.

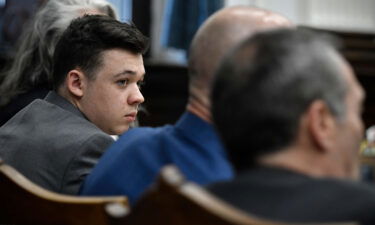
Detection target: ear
<box><xmin>66</xmin><ymin>69</ymin><xmax>86</xmax><ymax>98</ymax></box>
<box><xmin>307</xmin><ymin>100</ymin><xmax>337</xmax><ymax>153</ymax></box>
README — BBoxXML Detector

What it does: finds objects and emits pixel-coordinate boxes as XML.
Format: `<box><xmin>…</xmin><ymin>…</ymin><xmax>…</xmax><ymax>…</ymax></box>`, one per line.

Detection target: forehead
<box><xmin>99</xmin><ymin>48</ymin><xmax>145</xmax><ymax>73</ymax></box>
<box><xmin>341</xmin><ymin>59</ymin><xmax>364</xmax><ymax>103</ymax></box>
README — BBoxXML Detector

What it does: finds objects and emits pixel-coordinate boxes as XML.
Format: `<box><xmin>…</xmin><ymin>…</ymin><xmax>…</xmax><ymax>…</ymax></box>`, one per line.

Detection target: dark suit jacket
<box><xmin>0</xmin><ymin>87</ymin><xmax>49</xmax><ymax>126</ymax></box>
<box><xmin>0</xmin><ymin>91</ymin><xmax>114</xmax><ymax>194</ymax></box>
<box><xmin>208</xmin><ymin>166</ymin><xmax>375</xmax><ymax>225</ymax></box>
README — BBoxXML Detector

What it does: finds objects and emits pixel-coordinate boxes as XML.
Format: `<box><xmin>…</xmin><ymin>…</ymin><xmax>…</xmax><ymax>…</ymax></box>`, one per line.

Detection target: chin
<box><xmin>112</xmin><ymin>126</ymin><xmax>130</xmax><ymax>136</ymax></box>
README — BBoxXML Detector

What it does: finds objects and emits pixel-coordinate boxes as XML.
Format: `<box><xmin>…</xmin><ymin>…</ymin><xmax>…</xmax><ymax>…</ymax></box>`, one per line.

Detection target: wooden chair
<box><xmin>0</xmin><ymin>159</ymin><xmax>128</xmax><ymax>225</ymax></box>
<box><xmin>109</xmin><ymin>165</ymin><xmax>356</xmax><ymax>225</ymax></box>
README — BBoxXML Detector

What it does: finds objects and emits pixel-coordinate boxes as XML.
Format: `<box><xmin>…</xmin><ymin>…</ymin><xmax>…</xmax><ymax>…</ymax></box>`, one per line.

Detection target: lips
<box><xmin>125</xmin><ymin>112</ymin><xmax>137</xmax><ymax>122</ymax></box>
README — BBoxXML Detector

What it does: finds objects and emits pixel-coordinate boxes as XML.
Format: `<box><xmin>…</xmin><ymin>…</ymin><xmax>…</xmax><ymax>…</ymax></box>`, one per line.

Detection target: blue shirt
<box><xmin>80</xmin><ymin>112</ymin><xmax>233</xmax><ymax>204</ymax></box>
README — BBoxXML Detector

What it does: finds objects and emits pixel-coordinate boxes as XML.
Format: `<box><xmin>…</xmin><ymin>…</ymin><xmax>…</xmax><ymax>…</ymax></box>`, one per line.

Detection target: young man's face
<box><xmin>79</xmin><ymin>48</ymin><xmax>145</xmax><ymax>135</ymax></box>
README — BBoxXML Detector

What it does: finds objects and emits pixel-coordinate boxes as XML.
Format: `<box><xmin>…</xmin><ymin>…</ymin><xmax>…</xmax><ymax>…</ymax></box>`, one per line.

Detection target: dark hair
<box><xmin>52</xmin><ymin>14</ymin><xmax>149</xmax><ymax>89</ymax></box>
<box><xmin>211</xmin><ymin>28</ymin><xmax>347</xmax><ymax>172</ymax></box>
<box><xmin>0</xmin><ymin>0</ymin><xmax>118</xmax><ymax>106</ymax></box>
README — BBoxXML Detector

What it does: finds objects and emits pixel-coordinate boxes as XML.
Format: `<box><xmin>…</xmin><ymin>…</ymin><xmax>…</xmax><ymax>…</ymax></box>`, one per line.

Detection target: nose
<box><xmin>128</xmin><ymin>85</ymin><xmax>145</xmax><ymax>106</ymax></box>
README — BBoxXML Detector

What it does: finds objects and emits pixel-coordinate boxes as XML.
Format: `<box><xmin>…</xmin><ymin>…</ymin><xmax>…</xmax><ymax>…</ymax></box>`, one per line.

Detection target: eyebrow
<box><xmin>113</xmin><ymin>70</ymin><xmax>145</xmax><ymax>81</ymax></box>
<box><xmin>113</xmin><ymin>70</ymin><xmax>137</xmax><ymax>77</ymax></box>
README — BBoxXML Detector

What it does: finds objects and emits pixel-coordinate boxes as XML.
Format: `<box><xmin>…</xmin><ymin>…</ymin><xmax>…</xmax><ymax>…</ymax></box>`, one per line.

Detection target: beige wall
<box><xmin>225</xmin><ymin>0</ymin><xmax>375</xmax><ymax>33</ymax></box>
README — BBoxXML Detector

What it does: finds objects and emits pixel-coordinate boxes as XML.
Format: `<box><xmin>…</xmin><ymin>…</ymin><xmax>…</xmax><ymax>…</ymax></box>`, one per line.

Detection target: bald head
<box><xmin>189</xmin><ymin>6</ymin><xmax>292</xmax><ymax>92</ymax></box>
<box><xmin>186</xmin><ymin>6</ymin><xmax>292</xmax><ymax>122</ymax></box>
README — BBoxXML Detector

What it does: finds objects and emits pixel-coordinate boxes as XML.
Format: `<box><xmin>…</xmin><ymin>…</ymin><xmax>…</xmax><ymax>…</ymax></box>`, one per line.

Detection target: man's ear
<box><xmin>66</xmin><ymin>69</ymin><xmax>85</xmax><ymax>98</ymax></box>
<box><xmin>307</xmin><ymin>100</ymin><xmax>337</xmax><ymax>153</ymax></box>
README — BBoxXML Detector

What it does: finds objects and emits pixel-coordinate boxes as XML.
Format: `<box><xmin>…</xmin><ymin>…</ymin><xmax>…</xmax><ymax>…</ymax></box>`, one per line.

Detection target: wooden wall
<box><xmin>138</xmin><ymin>63</ymin><xmax>188</xmax><ymax>127</ymax></box>
<box><xmin>335</xmin><ymin>30</ymin><xmax>375</xmax><ymax>128</ymax></box>
<box><xmin>138</xmin><ymin>28</ymin><xmax>375</xmax><ymax>129</ymax></box>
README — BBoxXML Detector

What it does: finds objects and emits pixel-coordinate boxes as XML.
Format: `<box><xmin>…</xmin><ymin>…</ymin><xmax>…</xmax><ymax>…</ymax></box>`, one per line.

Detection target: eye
<box><xmin>137</xmin><ymin>80</ymin><xmax>145</xmax><ymax>89</ymax></box>
<box><xmin>116</xmin><ymin>79</ymin><xmax>128</xmax><ymax>87</ymax></box>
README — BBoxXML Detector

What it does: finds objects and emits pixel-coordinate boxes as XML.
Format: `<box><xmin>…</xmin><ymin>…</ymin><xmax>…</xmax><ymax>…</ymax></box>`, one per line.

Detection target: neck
<box><xmin>186</xmin><ymin>96</ymin><xmax>211</xmax><ymax>123</ymax></box>
<box><xmin>57</xmin><ymin>87</ymin><xmax>80</xmax><ymax>109</ymax></box>
<box><xmin>257</xmin><ymin>145</ymin><xmax>354</xmax><ymax>180</ymax></box>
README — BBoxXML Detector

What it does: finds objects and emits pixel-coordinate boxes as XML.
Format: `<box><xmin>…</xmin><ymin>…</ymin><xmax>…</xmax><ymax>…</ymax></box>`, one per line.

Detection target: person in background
<box><xmin>0</xmin><ymin>15</ymin><xmax>148</xmax><ymax>195</ymax></box>
<box><xmin>0</xmin><ymin>0</ymin><xmax>117</xmax><ymax>126</ymax></box>
<box><xmin>208</xmin><ymin>28</ymin><xmax>375</xmax><ymax>224</ymax></box>
<box><xmin>80</xmin><ymin>6</ymin><xmax>292</xmax><ymax>204</ymax></box>
<box><xmin>0</xmin><ymin>0</ymin><xmax>47</xmax><ymax>61</ymax></box>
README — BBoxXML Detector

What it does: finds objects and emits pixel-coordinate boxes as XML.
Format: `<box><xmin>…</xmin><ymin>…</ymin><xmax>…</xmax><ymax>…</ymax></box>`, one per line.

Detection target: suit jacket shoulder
<box><xmin>0</xmin><ymin>92</ymin><xmax>114</xmax><ymax>194</ymax></box>
<box><xmin>208</xmin><ymin>167</ymin><xmax>375</xmax><ymax>224</ymax></box>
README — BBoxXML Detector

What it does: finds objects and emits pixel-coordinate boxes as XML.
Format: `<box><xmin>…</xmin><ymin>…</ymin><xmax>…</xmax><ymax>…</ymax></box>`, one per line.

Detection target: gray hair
<box><xmin>0</xmin><ymin>0</ymin><xmax>118</xmax><ymax>106</ymax></box>
<box><xmin>211</xmin><ymin>28</ymin><xmax>348</xmax><ymax>171</ymax></box>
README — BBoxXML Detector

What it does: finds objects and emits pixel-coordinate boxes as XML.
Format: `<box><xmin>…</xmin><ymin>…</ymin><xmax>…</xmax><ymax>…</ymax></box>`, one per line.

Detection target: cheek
<box><xmin>353</xmin><ymin>116</ymin><xmax>364</xmax><ymax>141</ymax></box>
<box><xmin>121</xmin><ymin>92</ymin><xmax>130</xmax><ymax>103</ymax></box>
<box><xmin>101</xmin><ymin>86</ymin><xmax>122</xmax><ymax>102</ymax></box>
<box><xmin>348</xmin><ymin>116</ymin><xmax>364</xmax><ymax>153</ymax></box>
<box><xmin>107</xmin><ymin>92</ymin><xmax>129</xmax><ymax>113</ymax></box>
